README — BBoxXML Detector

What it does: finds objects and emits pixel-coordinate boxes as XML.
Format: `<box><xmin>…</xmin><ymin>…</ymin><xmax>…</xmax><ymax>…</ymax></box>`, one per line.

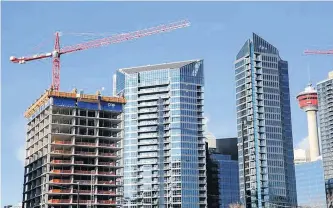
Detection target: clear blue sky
<box><xmin>2</xmin><ymin>1</ymin><xmax>333</xmax><ymax>205</ymax></box>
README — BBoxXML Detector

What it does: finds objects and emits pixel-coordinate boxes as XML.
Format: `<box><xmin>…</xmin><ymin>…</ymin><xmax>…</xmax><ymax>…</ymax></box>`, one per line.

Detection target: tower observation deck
<box><xmin>296</xmin><ymin>84</ymin><xmax>320</xmax><ymax>161</ymax></box>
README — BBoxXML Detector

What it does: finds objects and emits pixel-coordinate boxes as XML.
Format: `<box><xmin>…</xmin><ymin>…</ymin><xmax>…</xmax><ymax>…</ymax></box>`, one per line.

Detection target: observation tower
<box><xmin>296</xmin><ymin>84</ymin><xmax>320</xmax><ymax>161</ymax></box>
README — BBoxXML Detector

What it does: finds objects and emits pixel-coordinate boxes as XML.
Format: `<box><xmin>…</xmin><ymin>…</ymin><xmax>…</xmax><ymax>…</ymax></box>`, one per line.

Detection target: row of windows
<box><xmin>262</xmin><ymin>56</ymin><xmax>278</xmax><ymax>62</ymax></box>
<box><xmin>263</xmin><ymin>68</ymin><xmax>279</xmax><ymax>75</ymax></box>
<box><xmin>171</xmin><ymin>83</ymin><xmax>202</xmax><ymax>91</ymax></box>
<box><xmin>263</xmin><ymin>81</ymin><xmax>279</xmax><ymax>88</ymax></box>
<box><xmin>171</xmin><ymin>90</ymin><xmax>201</xmax><ymax>97</ymax></box>
<box><xmin>171</xmin><ymin>110</ymin><xmax>201</xmax><ymax>117</ymax></box>
<box><xmin>266</xmin><ymin>126</ymin><xmax>282</xmax><ymax>134</ymax></box>
<box><xmin>262</xmin><ymin>62</ymin><xmax>278</xmax><ymax>69</ymax></box>
<box><xmin>267</xmin><ymin>146</ymin><xmax>284</xmax><ymax>154</ymax></box>
<box><xmin>264</xmin><ymin>100</ymin><xmax>280</xmax><ymax>107</ymax></box>
<box><xmin>263</xmin><ymin>74</ymin><xmax>279</xmax><ymax>82</ymax></box>
<box><xmin>265</xmin><ymin>113</ymin><xmax>281</xmax><ymax>120</ymax></box>
<box><xmin>264</xmin><ymin>94</ymin><xmax>280</xmax><ymax>101</ymax></box>
<box><xmin>265</xmin><ymin>107</ymin><xmax>280</xmax><ymax>113</ymax></box>
<box><xmin>263</xmin><ymin>87</ymin><xmax>280</xmax><ymax>94</ymax></box>
<box><xmin>266</xmin><ymin>133</ymin><xmax>282</xmax><ymax>140</ymax></box>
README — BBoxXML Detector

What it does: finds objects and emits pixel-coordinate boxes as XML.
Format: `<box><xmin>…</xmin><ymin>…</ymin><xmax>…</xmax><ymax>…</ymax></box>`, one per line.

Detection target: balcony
<box><xmin>51</xmin><ymin>150</ymin><xmax>72</xmax><ymax>155</ymax></box>
<box><xmin>139</xmin><ymin>133</ymin><xmax>158</xmax><ymax>139</ymax></box>
<box><xmin>49</xmin><ymin>189</ymin><xmax>71</xmax><ymax>193</ymax></box>
<box><xmin>76</xmin><ymin>142</ymin><xmax>96</xmax><ymax>147</ymax></box>
<box><xmin>97</xmin><ymin>190</ymin><xmax>117</xmax><ymax>195</ymax></box>
<box><xmin>98</xmin><ymin>162</ymin><xmax>115</xmax><ymax>166</ymax></box>
<box><xmin>98</xmin><ymin>171</ymin><xmax>116</xmax><ymax>176</ymax></box>
<box><xmin>51</xmin><ymin>160</ymin><xmax>72</xmax><ymax>164</ymax></box>
<box><xmin>98</xmin><ymin>181</ymin><xmax>116</xmax><ymax>185</ymax></box>
<box><xmin>99</xmin><ymin>153</ymin><xmax>117</xmax><ymax>157</ymax></box>
<box><xmin>72</xmin><ymin>200</ymin><xmax>93</xmax><ymax>204</ymax></box>
<box><xmin>97</xmin><ymin>200</ymin><xmax>116</xmax><ymax>205</ymax></box>
<box><xmin>99</xmin><ymin>143</ymin><xmax>118</xmax><ymax>148</ymax></box>
<box><xmin>52</xmin><ymin>141</ymin><xmax>72</xmax><ymax>145</ymax></box>
<box><xmin>50</xmin><ymin>179</ymin><xmax>71</xmax><ymax>184</ymax></box>
<box><xmin>74</xmin><ymin>170</ymin><xmax>94</xmax><ymax>174</ymax></box>
<box><xmin>73</xmin><ymin>180</ymin><xmax>92</xmax><ymax>185</ymax></box>
<box><xmin>51</xmin><ymin>169</ymin><xmax>72</xmax><ymax>174</ymax></box>
<box><xmin>48</xmin><ymin>199</ymin><xmax>71</xmax><ymax>204</ymax></box>
<box><xmin>75</xmin><ymin>151</ymin><xmax>96</xmax><ymax>156</ymax></box>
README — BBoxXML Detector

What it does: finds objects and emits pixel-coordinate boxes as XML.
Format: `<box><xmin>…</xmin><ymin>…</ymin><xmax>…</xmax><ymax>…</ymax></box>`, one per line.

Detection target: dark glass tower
<box><xmin>234</xmin><ymin>33</ymin><xmax>297</xmax><ymax>208</ymax></box>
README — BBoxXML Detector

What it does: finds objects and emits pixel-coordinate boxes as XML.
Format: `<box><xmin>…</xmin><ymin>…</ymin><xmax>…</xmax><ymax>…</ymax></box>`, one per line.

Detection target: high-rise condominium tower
<box><xmin>234</xmin><ymin>33</ymin><xmax>297</xmax><ymax>208</ymax></box>
<box><xmin>317</xmin><ymin>71</ymin><xmax>333</xmax><ymax>207</ymax></box>
<box><xmin>114</xmin><ymin>60</ymin><xmax>207</xmax><ymax>208</ymax></box>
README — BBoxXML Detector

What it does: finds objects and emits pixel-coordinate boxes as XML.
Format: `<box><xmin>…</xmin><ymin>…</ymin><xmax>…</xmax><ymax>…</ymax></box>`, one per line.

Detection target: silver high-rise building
<box><xmin>234</xmin><ymin>33</ymin><xmax>297</xmax><ymax>208</ymax></box>
<box><xmin>317</xmin><ymin>71</ymin><xmax>333</xmax><ymax>207</ymax></box>
<box><xmin>114</xmin><ymin>60</ymin><xmax>207</xmax><ymax>208</ymax></box>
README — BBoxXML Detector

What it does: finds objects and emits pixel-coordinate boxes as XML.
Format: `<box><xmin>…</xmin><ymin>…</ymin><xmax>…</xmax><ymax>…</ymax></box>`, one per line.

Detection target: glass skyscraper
<box><xmin>114</xmin><ymin>60</ymin><xmax>207</xmax><ymax>208</ymax></box>
<box><xmin>295</xmin><ymin>159</ymin><xmax>326</xmax><ymax>207</ymax></box>
<box><xmin>234</xmin><ymin>33</ymin><xmax>297</xmax><ymax>208</ymax></box>
<box><xmin>317</xmin><ymin>71</ymin><xmax>333</xmax><ymax>207</ymax></box>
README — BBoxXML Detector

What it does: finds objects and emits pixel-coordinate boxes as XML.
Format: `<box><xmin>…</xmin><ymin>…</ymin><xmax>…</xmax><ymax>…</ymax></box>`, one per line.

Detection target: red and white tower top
<box><xmin>296</xmin><ymin>84</ymin><xmax>318</xmax><ymax>112</ymax></box>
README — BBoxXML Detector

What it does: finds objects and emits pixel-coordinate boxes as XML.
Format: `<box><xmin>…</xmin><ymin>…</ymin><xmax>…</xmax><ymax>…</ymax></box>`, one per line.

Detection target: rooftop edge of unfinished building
<box><xmin>25</xmin><ymin>88</ymin><xmax>126</xmax><ymax>118</ymax></box>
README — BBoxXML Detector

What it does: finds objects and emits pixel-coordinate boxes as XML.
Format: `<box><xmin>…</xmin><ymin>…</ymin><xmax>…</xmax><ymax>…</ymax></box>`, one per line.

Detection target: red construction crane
<box><xmin>304</xmin><ymin>49</ymin><xmax>333</xmax><ymax>55</ymax></box>
<box><xmin>10</xmin><ymin>20</ymin><xmax>190</xmax><ymax>91</ymax></box>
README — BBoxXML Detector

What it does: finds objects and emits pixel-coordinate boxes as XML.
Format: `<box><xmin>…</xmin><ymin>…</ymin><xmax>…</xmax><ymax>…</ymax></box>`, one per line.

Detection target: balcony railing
<box><xmin>76</xmin><ymin>142</ymin><xmax>95</xmax><ymax>146</ymax></box>
<box><xmin>75</xmin><ymin>151</ymin><xmax>96</xmax><ymax>156</ymax></box>
<box><xmin>72</xmin><ymin>200</ymin><xmax>93</xmax><ymax>204</ymax></box>
<box><xmin>98</xmin><ymin>181</ymin><xmax>116</xmax><ymax>185</ymax></box>
<box><xmin>98</xmin><ymin>162</ymin><xmax>115</xmax><ymax>166</ymax></box>
<box><xmin>97</xmin><ymin>200</ymin><xmax>116</xmax><ymax>204</ymax></box>
<box><xmin>53</xmin><ymin>141</ymin><xmax>72</xmax><ymax>145</ymax></box>
<box><xmin>97</xmin><ymin>191</ymin><xmax>116</xmax><ymax>194</ymax></box>
<box><xmin>50</xmin><ymin>179</ymin><xmax>71</xmax><ymax>184</ymax></box>
<box><xmin>49</xmin><ymin>189</ymin><xmax>71</xmax><ymax>193</ymax></box>
<box><xmin>51</xmin><ymin>160</ymin><xmax>72</xmax><ymax>164</ymax></box>
<box><xmin>99</xmin><ymin>143</ymin><xmax>117</xmax><ymax>147</ymax></box>
<box><xmin>51</xmin><ymin>150</ymin><xmax>72</xmax><ymax>154</ymax></box>
<box><xmin>48</xmin><ymin>199</ymin><xmax>71</xmax><ymax>203</ymax></box>
<box><xmin>73</xmin><ymin>180</ymin><xmax>92</xmax><ymax>185</ymax></box>
<box><xmin>74</xmin><ymin>170</ymin><xmax>94</xmax><ymax>174</ymax></box>
<box><xmin>98</xmin><ymin>171</ymin><xmax>116</xmax><ymax>175</ymax></box>
<box><xmin>51</xmin><ymin>169</ymin><xmax>72</xmax><ymax>174</ymax></box>
<box><xmin>99</xmin><ymin>153</ymin><xmax>117</xmax><ymax>157</ymax></box>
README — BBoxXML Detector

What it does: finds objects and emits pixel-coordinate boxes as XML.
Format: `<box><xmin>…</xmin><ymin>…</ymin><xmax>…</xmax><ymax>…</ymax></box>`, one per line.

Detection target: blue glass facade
<box><xmin>115</xmin><ymin>60</ymin><xmax>207</xmax><ymax>208</ymax></box>
<box><xmin>295</xmin><ymin>160</ymin><xmax>326</xmax><ymax>207</ymax></box>
<box><xmin>210</xmin><ymin>154</ymin><xmax>240</xmax><ymax>208</ymax></box>
<box><xmin>235</xmin><ymin>33</ymin><xmax>297</xmax><ymax>208</ymax></box>
<box><xmin>317</xmin><ymin>74</ymin><xmax>333</xmax><ymax>207</ymax></box>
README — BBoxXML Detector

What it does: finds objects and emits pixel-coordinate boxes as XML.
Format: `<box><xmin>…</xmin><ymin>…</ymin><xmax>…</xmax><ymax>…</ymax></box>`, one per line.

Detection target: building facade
<box><xmin>114</xmin><ymin>60</ymin><xmax>207</xmax><ymax>208</ymax></box>
<box><xmin>295</xmin><ymin>159</ymin><xmax>326</xmax><ymax>207</ymax></box>
<box><xmin>206</xmin><ymin>138</ymin><xmax>240</xmax><ymax>208</ymax></box>
<box><xmin>317</xmin><ymin>71</ymin><xmax>333</xmax><ymax>207</ymax></box>
<box><xmin>234</xmin><ymin>33</ymin><xmax>297</xmax><ymax>207</ymax></box>
<box><xmin>22</xmin><ymin>89</ymin><xmax>125</xmax><ymax>208</ymax></box>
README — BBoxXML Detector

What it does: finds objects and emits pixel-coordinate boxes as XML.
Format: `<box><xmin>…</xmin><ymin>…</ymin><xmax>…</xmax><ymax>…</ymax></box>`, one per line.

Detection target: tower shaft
<box><xmin>306</xmin><ymin>110</ymin><xmax>320</xmax><ymax>161</ymax></box>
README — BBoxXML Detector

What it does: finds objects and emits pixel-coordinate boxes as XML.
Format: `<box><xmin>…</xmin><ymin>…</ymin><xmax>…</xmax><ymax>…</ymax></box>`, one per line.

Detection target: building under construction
<box><xmin>22</xmin><ymin>89</ymin><xmax>125</xmax><ymax>208</ymax></box>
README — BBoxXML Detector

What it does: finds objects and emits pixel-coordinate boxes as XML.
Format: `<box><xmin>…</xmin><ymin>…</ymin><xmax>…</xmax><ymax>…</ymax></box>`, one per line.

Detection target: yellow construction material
<box><xmin>25</xmin><ymin>89</ymin><xmax>126</xmax><ymax>118</ymax></box>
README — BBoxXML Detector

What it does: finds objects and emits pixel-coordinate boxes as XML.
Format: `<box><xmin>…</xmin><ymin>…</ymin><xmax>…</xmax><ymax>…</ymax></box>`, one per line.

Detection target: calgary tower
<box><xmin>296</xmin><ymin>84</ymin><xmax>320</xmax><ymax>161</ymax></box>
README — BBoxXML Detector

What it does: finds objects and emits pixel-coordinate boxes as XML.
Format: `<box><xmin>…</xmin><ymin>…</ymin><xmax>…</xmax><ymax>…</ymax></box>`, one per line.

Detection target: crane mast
<box><xmin>10</xmin><ymin>20</ymin><xmax>190</xmax><ymax>91</ymax></box>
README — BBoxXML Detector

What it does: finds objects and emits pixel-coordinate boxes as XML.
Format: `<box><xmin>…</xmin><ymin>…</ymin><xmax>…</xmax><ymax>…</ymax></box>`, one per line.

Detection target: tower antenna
<box><xmin>307</xmin><ymin>63</ymin><xmax>312</xmax><ymax>86</ymax></box>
